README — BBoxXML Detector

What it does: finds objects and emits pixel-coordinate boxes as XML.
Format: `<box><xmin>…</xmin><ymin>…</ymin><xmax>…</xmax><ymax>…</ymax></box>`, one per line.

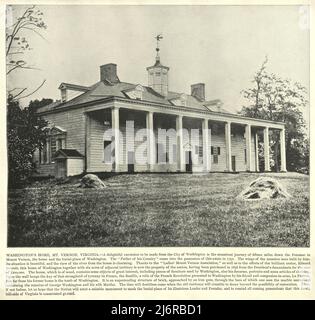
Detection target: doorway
<box><xmin>185</xmin><ymin>151</ymin><xmax>192</xmax><ymax>172</ymax></box>
<box><xmin>128</xmin><ymin>151</ymin><xmax>135</xmax><ymax>173</ymax></box>
<box><xmin>232</xmin><ymin>156</ymin><xmax>236</xmax><ymax>172</ymax></box>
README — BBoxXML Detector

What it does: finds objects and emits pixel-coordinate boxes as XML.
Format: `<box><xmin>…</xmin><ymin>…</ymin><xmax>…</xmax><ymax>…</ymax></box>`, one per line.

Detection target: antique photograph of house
<box><xmin>6</xmin><ymin>5</ymin><xmax>309</xmax><ymax>247</ymax></box>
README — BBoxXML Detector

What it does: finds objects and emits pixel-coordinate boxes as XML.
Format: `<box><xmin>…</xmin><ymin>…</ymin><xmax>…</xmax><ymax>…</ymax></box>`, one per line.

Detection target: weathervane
<box><xmin>155</xmin><ymin>34</ymin><xmax>163</xmax><ymax>59</ymax></box>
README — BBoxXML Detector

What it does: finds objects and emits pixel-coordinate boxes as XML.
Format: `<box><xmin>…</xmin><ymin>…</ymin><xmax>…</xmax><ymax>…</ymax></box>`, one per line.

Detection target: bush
<box><xmin>7</xmin><ymin>96</ymin><xmax>48</xmax><ymax>187</ymax></box>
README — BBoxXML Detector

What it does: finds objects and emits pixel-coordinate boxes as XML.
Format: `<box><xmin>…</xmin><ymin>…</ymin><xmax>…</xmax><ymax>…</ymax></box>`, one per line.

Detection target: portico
<box><xmin>85</xmin><ymin>99</ymin><xmax>287</xmax><ymax>174</ymax></box>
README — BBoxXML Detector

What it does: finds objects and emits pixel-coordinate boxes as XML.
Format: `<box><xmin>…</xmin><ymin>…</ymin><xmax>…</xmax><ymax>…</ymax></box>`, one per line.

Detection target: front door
<box><xmin>185</xmin><ymin>151</ymin><xmax>192</xmax><ymax>172</ymax></box>
<box><xmin>128</xmin><ymin>151</ymin><xmax>135</xmax><ymax>173</ymax></box>
<box><xmin>232</xmin><ymin>156</ymin><xmax>236</xmax><ymax>172</ymax></box>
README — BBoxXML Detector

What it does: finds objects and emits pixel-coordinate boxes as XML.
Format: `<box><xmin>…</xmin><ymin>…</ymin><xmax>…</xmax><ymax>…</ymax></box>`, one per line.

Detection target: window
<box><xmin>212</xmin><ymin>146</ymin><xmax>220</xmax><ymax>164</ymax></box>
<box><xmin>195</xmin><ymin>145</ymin><xmax>203</xmax><ymax>157</ymax></box>
<box><xmin>40</xmin><ymin>127</ymin><xmax>66</xmax><ymax>164</ymax></box>
<box><xmin>41</xmin><ymin>142</ymin><xmax>47</xmax><ymax>164</ymax></box>
<box><xmin>244</xmin><ymin>148</ymin><xmax>247</xmax><ymax>164</ymax></box>
<box><xmin>50</xmin><ymin>136</ymin><xmax>57</xmax><ymax>160</ymax></box>
<box><xmin>211</xmin><ymin>146</ymin><xmax>220</xmax><ymax>155</ymax></box>
<box><xmin>57</xmin><ymin>138</ymin><xmax>63</xmax><ymax>150</ymax></box>
<box><xmin>50</xmin><ymin>134</ymin><xmax>65</xmax><ymax>162</ymax></box>
<box><xmin>125</xmin><ymin>85</ymin><xmax>144</xmax><ymax>100</ymax></box>
<box><xmin>104</xmin><ymin>141</ymin><xmax>112</xmax><ymax>163</ymax></box>
<box><xmin>155</xmin><ymin>72</ymin><xmax>161</xmax><ymax>76</ymax></box>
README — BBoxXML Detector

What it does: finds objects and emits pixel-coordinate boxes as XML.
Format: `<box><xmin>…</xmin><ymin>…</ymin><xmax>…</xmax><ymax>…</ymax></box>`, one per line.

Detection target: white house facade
<box><xmin>33</xmin><ymin>48</ymin><xmax>287</xmax><ymax>178</ymax></box>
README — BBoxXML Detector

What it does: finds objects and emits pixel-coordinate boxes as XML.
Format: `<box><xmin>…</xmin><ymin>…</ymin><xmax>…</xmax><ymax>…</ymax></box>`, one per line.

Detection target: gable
<box><xmin>123</xmin><ymin>84</ymin><xmax>145</xmax><ymax>100</ymax></box>
<box><xmin>170</xmin><ymin>93</ymin><xmax>187</xmax><ymax>107</ymax></box>
<box><xmin>50</xmin><ymin>126</ymin><xmax>66</xmax><ymax>135</ymax></box>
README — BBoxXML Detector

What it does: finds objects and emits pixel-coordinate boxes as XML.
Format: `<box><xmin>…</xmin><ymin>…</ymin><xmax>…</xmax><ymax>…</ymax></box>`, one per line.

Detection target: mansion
<box><xmin>33</xmin><ymin>47</ymin><xmax>287</xmax><ymax>178</ymax></box>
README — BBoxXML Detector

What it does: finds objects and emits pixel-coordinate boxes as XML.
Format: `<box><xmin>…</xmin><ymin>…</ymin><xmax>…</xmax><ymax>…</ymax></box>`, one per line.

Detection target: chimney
<box><xmin>100</xmin><ymin>63</ymin><xmax>120</xmax><ymax>83</ymax></box>
<box><xmin>191</xmin><ymin>83</ymin><xmax>205</xmax><ymax>101</ymax></box>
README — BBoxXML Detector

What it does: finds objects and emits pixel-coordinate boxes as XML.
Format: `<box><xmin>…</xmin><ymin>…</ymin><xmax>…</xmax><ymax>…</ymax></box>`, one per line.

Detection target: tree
<box><xmin>29</xmin><ymin>98</ymin><xmax>53</xmax><ymax>110</ymax></box>
<box><xmin>6</xmin><ymin>5</ymin><xmax>47</xmax><ymax>101</ymax></box>
<box><xmin>241</xmin><ymin>56</ymin><xmax>268</xmax><ymax>118</ymax></box>
<box><xmin>7</xmin><ymin>96</ymin><xmax>49</xmax><ymax>187</ymax></box>
<box><xmin>241</xmin><ymin>59</ymin><xmax>309</xmax><ymax>173</ymax></box>
<box><xmin>7</xmin><ymin>6</ymin><xmax>51</xmax><ymax>186</ymax></box>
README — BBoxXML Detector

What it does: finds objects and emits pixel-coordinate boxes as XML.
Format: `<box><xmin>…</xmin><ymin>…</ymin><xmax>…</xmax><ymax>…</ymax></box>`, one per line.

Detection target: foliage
<box><xmin>29</xmin><ymin>98</ymin><xmax>53</xmax><ymax>110</ymax></box>
<box><xmin>7</xmin><ymin>96</ymin><xmax>48</xmax><ymax>187</ymax></box>
<box><xmin>241</xmin><ymin>57</ymin><xmax>309</xmax><ymax>172</ymax></box>
<box><xmin>8</xmin><ymin>173</ymin><xmax>309</xmax><ymax>247</ymax></box>
<box><xmin>6</xmin><ymin>6</ymin><xmax>51</xmax><ymax>187</ymax></box>
<box><xmin>6</xmin><ymin>5</ymin><xmax>47</xmax><ymax>101</ymax></box>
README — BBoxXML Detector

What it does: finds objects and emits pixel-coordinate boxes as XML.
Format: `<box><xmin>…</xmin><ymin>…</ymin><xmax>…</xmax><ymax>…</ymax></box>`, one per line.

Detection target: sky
<box><xmin>7</xmin><ymin>5</ymin><xmax>309</xmax><ymax>119</ymax></box>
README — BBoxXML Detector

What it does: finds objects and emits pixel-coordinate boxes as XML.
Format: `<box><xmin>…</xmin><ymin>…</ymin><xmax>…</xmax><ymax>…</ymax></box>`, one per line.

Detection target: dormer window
<box><xmin>170</xmin><ymin>93</ymin><xmax>187</xmax><ymax>107</ymax></box>
<box><xmin>124</xmin><ymin>84</ymin><xmax>145</xmax><ymax>101</ymax></box>
<box><xmin>180</xmin><ymin>94</ymin><xmax>187</xmax><ymax>107</ymax></box>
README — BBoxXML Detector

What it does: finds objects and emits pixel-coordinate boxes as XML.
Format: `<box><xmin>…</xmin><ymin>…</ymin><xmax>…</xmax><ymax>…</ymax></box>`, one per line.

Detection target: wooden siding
<box><xmin>67</xmin><ymin>159</ymin><xmax>84</xmax><ymax>176</ymax></box>
<box><xmin>35</xmin><ymin>106</ymin><xmax>259</xmax><ymax>176</ymax></box>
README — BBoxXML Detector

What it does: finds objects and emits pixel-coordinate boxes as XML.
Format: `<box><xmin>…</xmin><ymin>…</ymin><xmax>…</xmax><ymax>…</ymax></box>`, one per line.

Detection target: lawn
<box><xmin>8</xmin><ymin>172</ymin><xmax>309</xmax><ymax>247</ymax></box>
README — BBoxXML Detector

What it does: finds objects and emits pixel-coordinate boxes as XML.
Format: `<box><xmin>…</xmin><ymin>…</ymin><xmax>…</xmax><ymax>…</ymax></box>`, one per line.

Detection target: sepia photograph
<box><xmin>6</xmin><ymin>5</ymin><xmax>310</xmax><ymax>248</ymax></box>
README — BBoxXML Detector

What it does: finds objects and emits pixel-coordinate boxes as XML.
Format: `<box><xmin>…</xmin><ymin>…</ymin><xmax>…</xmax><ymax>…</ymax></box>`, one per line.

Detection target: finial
<box><xmin>155</xmin><ymin>34</ymin><xmax>163</xmax><ymax>61</ymax></box>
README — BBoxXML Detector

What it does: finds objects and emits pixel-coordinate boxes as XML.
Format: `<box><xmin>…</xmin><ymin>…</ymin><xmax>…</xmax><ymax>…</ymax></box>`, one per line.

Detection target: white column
<box><xmin>146</xmin><ymin>111</ymin><xmax>155</xmax><ymax>171</ymax></box>
<box><xmin>111</xmin><ymin>106</ymin><xmax>120</xmax><ymax>172</ymax></box>
<box><xmin>255</xmin><ymin>132</ymin><xmax>260</xmax><ymax>172</ymax></box>
<box><xmin>202</xmin><ymin>119</ymin><xmax>210</xmax><ymax>172</ymax></box>
<box><xmin>264</xmin><ymin>126</ymin><xmax>270</xmax><ymax>172</ymax></box>
<box><xmin>280</xmin><ymin>128</ymin><xmax>287</xmax><ymax>172</ymax></box>
<box><xmin>225</xmin><ymin>121</ymin><xmax>232</xmax><ymax>171</ymax></box>
<box><xmin>245</xmin><ymin>124</ymin><xmax>253</xmax><ymax>171</ymax></box>
<box><xmin>176</xmin><ymin>115</ymin><xmax>184</xmax><ymax>172</ymax></box>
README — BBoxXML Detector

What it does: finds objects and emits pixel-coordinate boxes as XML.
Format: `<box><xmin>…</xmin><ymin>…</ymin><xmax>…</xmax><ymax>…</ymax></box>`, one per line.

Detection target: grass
<box><xmin>8</xmin><ymin>172</ymin><xmax>309</xmax><ymax>247</ymax></box>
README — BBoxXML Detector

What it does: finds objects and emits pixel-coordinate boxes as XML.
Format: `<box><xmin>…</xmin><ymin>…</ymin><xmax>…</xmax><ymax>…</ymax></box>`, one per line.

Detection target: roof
<box><xmin>147</xmin><ymin>59</ymin><xmax>170</xmax><ymax>70</ymax></box>
<box><xmin>58</xmin><ymin>83</ymin><xmax>90</xmax><ymax>92</ymax></box>
<box><xmin>38</xmin><ymin>80</ymin><xmax>224</xmax><ymax>114</ymax></box>
<box><xmin>54</xmin><ymin>149</ymin><xmax>84</xmax><ymax>158</ymax></box>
